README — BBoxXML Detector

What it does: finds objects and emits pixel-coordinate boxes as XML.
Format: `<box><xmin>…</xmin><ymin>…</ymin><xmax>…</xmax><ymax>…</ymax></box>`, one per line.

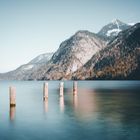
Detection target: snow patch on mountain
<box><xmin>106</xmin><ymin>28</ymin><xmax>122</xmax><ymax>37</ymax></box>
<box><xmin>23</xmin><ymin>65</ymin><xmax>34</xmax><ymax>70</ymax></box>
<box><xmin>128</xmin><ymin>23</ymin><xmax>135</xmax><ymax>26</ymax></box>
<box><xmin>71</xmin><ymin>63</ymin><xmax>78</xmax><ymax>72</ymax></box>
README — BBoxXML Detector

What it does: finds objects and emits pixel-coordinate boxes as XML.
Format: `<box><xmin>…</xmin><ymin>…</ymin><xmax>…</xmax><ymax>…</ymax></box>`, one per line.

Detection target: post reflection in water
<box><xmin>72</xmin><ymin>88</ymin><xmax>140</xmax><ymax>125</ymax></box>
<box><xmin>10</xmin><ymin>106</ymin><xmax>16</xmax><ymax>121</ymax></box>
<box><xmin>73</xmin><ymin>95</ymin><xmax>78</xmax><ymax>110</ymax></box>
<box><xmin>59</xmin><ymin>97</ymin><xmax>64</xmax><ymax>112</ymax></box>
<box><xmin>43</xmin><ymin>100</ymin><xmax>48</xmax><ymax>113</ymax></box>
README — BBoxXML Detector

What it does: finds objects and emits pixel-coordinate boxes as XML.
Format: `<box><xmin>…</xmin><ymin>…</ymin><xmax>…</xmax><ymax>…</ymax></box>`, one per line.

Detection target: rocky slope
<box><xmin>72</xmin><ymin>23</ymin><xmax>140</xmax><ymax>80</ymax></box>
<box><xmin>28</xmin><ymin>30</ymin><xmax>106</xmax><ymax>80</ymax></box>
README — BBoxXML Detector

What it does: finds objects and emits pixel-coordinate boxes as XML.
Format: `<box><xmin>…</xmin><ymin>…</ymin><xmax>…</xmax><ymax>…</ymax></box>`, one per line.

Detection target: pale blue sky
<box><xmin>0</xmin><ymin>0</ymin><xmax>140</xmax><ymax>72</ymax></box>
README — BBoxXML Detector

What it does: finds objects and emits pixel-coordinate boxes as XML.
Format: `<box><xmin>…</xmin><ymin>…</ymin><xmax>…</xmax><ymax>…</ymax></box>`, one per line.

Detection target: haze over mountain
<box><xmin>28</xmin><ymin>53</ymin><xmax>53</xmax><ymax>64</ymax></box>
<box><xmin>0</xmin><ymin>19</ymin><xmax>139</xmax><ymax>80</ymax></box>
<box><xmin>0</xmin><ymin>53</ymin><xmax>53</xmax><ymax>80</ymax></box>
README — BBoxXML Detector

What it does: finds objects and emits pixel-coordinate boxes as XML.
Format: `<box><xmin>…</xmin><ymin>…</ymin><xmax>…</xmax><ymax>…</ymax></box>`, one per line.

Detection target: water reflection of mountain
<box><xmin>95</xmin><ymin>89</ymin><xmax>140</xmax><ymax>125</ymax></box>
<box><xmin>68</xmin><ymin>88</ymin><xmax>140</xmax><ymax>125</ymax></box>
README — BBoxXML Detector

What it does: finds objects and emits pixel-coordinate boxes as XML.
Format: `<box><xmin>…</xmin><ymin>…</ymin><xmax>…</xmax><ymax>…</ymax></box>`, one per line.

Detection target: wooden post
<box><xmin>73</xmin><ymin>81</ymin><xmax>78</xmax><ymax>95</ymax></box>
<box><xmin>9</xmin><ymin>86</ymin><xmax>16</xmax><ymax>107</ymax></box>
<box><xmin>60</xmin><ymin>82</ymin><xmax>64</xmax><ymax>97</ymax></box>
<box><xmin>43</xmin><ymin>82</ymin><xmax>48</xmax><ymax>101</ymax></box>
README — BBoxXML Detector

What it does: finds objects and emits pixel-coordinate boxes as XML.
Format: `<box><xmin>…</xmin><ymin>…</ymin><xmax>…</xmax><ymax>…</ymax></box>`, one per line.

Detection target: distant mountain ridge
<box><xmin>0</xmin><ymin>19</ymin><xmax>139</xmax><ymax>80</ymax></box>
<box><xmin>0</xmin><ymin>53</ymin><xmax>53</xmax><ymax>80</ymax></box>
<box><xmin>29</xmin><ymin>52</ymin><xmax>53</xmax><ymax>64</ymax></box>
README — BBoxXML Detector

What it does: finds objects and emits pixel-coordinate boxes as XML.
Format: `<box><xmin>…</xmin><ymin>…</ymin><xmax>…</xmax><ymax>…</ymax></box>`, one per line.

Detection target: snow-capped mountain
<box><xmin>98</xmin><ymin>19</ymin><xmax>131</xmax><ymax>41</ymax></box>
<box><xmin>29</xmin><ymin>30</ymin><xmax>106</xmax><ymax>80</ymax></box>
<box><xmin>72</xmin><ymin>23</ymin><xmax>140</xmax><ymax>80</ymax></box>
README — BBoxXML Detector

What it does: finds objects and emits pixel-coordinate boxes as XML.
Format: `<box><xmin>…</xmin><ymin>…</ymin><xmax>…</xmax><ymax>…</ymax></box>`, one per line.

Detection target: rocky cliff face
<box><xmin>72</xmin><ymin>23</ymin><xmax>140</xmax><ymax>80</ymax></box>
<box><xmin>29</xmin><ymin>30</ymin><xmax>106</xmax><ymax>80</ymax></box>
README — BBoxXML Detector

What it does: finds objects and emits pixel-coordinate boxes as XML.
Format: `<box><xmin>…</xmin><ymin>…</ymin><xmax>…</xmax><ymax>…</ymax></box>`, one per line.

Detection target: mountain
<box><xmin>98</xmin><ymin>19</ymin><xmax>131</xmax><ymax>41</ymax></box>
<box><xmin>28</xmin><ymin>30</ymin><xmax>106</xmax><ymax>80</ymax></box>
<box><xmin>28</xmin><ymin>53</ymin><xmax>53</xmax><ymax>64</ymax></box>
<box><xmin>0</xmin><ymin>53</ymin><xmax>53</xmax><ymax>80</ymax></box>
<box><xmin>72</xmin><ymin>23</ymin><xmax>140</xmax><ymax>80</ymax></box>
<box><xmin>0</xmin><ymin>19</ymin><xmax>139</xmax><ymax>80</ymax></box>
<box><xmin>51</xmin><ymin>30</ymin><xmax>105</xmax><ymax>73</ymax></box>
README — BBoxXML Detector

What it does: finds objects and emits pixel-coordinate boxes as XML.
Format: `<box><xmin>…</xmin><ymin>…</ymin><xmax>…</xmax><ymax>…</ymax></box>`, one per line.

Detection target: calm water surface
<box><xmin>0</xmin><ymin>81</ymin><xmax>140</xmax><ymax>140</ymax></box>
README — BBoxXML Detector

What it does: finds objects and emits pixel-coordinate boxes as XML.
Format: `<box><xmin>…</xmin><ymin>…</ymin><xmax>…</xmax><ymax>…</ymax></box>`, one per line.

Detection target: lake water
<box><xmin>0</xmin><ymin>81</ymin><xmax>140</xmax><ymax>140</ymax></box>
